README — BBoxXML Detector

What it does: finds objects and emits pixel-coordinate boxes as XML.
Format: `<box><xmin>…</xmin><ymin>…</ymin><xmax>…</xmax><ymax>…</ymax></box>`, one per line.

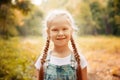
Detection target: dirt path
<box><xmin>84</xmin><ymin>50</ymin><xmax>120</xmax><ymax>80</ymax></box>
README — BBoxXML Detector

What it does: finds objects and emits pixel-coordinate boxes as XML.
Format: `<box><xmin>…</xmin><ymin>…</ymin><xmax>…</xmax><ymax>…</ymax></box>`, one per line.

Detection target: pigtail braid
<box><xmin>71</xmin><ymin>37</ymin><xmax>82</xmax><ymax>80</ymax></box>
<box><xmin>39</xmin><ymin>38</ymin><xmax>50</xmax><ymax>80</ymax></box>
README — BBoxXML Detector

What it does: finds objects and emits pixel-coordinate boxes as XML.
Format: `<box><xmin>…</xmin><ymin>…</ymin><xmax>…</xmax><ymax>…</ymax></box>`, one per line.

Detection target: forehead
<box><xmin>49</xmin><ymin>15</ymin><xmax>72</xmax><ymax>29</ymax></box>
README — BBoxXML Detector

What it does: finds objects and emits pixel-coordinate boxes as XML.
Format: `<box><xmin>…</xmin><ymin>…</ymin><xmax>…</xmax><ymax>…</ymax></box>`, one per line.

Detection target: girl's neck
<box><xmin>52</xmin><ymin>45</ymin><xmax>72</xmax><ymax>57</ymax></box>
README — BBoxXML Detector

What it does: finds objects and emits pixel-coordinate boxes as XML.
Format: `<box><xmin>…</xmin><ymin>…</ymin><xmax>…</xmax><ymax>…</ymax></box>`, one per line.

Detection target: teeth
<box><xmin>56</xmin><ymin>36</ymin><xmax>66</xmax><ymax>40</ymax></box>
<box><xmin>56</xmin><ymin>38</ymin><xmax>65</xmax><ymax>40</ymax></box>
<box><xmin>57</xmin><ymin>38</ymin><xmax>62</xmax><ymax>39</ymax></box>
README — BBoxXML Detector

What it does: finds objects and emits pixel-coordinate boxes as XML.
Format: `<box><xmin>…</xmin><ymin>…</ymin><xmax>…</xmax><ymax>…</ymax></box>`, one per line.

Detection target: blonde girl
<box><xmin>35</xmin><ymin>9</ymin><xmax>87</xmax><ymax>80</ymax></box>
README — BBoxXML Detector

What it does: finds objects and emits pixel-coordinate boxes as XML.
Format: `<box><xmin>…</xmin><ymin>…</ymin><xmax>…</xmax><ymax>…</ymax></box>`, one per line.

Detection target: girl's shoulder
<box><xmin>34</xmin><ymin>50</ymin><xmax>52</xmax><ymax>70</ymax></box>
<box><xmin>78</xmin><ymin>52</ymin><xmax>88</xmax><ymax>69</ymax></box>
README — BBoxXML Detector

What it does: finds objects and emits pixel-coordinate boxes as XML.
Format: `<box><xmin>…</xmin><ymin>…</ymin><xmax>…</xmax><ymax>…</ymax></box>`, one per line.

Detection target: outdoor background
<box><xmin>0</xmin><ymin>0</ymin><xmax>120</xmax><ymax>80</ymax></box>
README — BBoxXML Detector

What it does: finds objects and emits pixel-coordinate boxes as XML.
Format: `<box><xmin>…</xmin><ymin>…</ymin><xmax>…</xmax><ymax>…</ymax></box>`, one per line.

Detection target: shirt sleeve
<box><xmin>34</xmin><ymin>52</ymin><xmax>45</xmax><ymax>70</ymax></box>
<box><xmin>34</xmin><ymin>55</ymin><xmax>41</xmax><ymax>70</ymax></box>
<box><xmin>79</xmin><ymin>53</ymin><xmax>88</xmax><ymax>69</ymax></box>
<box><xmin>34</xmin><ymin>50</ymin><xmax>51</xmax><ymax>70</ymax></box>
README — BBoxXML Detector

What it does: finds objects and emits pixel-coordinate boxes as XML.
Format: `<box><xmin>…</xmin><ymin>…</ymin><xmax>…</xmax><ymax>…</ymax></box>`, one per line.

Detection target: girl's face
<box><xmin>47</xmin><ymin>15</ymin><xmax>73</xmax><ymax>47</ymax></box>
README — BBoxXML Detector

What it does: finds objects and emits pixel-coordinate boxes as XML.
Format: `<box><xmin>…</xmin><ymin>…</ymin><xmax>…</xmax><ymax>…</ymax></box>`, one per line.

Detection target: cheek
<box><xmin>66</xmin><ymin>30</ymin><xmax>72</xmax><ymax>36</ymax></box>
<box><xmin>49</xmin><ymin>32</ymin><xmax>57</xmax><ymax>38</ymax></box>
<box><xmin>67</xmin><ymin>31</ymin><xmax>73</xmax><ymax>40</ymax></box>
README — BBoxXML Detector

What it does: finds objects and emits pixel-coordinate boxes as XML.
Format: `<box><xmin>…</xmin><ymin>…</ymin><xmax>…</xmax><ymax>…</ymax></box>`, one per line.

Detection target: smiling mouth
<box><xmin>56</xmin><ymin>38</ymin><xmax>66</xmax><ymax>40</ymax></box>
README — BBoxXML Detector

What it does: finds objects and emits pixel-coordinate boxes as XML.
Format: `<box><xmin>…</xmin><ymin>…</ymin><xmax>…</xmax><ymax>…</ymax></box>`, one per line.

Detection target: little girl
<box><xmin>35</xmin><ymin>9</ymin><xmax>87</xmax><ymax>80</ymax></box>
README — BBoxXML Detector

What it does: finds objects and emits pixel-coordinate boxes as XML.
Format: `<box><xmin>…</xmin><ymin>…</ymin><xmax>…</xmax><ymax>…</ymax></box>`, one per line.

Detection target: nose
<box><xmin>57</xmin><ymin>30</ymin><xmax>64</xmax><ymax>36</ymax></box>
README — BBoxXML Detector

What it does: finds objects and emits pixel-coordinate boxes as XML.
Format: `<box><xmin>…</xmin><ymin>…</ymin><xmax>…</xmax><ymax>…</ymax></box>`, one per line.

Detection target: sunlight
<box><xmin>11</xmin><ymin>0</ymin><xmax>16</xmax><ymax>4</ymax></box>
<box><xmin>31</xmin><ymin>0</ymin><xmax>42</xmax><ymax>5</ymax></box>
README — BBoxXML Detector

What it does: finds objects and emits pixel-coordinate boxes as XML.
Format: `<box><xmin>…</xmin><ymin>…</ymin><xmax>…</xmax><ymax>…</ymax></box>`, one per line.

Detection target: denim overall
<box><xmin>44</xmin><ymin>53</ymin><xmax>77</xmax><ymax>80</ymax></box>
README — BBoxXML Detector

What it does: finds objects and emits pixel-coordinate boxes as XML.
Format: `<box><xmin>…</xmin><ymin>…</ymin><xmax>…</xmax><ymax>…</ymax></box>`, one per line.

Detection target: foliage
<box><xmin>107</xmin><ymin>0</ymin><xmax>120</xmax><ymax>35</ymax></box>
<box><xmin>0</xmin><ymin>0</ymin><xmax>33</xmax><ymax>39</ymax></box>
<box><xmin>74</xmin><ymin>2</ymin><xmax>97</xmax><ymax>35</ymax></box>
<box><xmin>0</xmin><ymin>37</ymin><xmax>37</xmax><ymax>80</ymax></box>
<box><xmin>89</xmin><ymin>2</ymin><xmax>105</xmax><ymax>34</ymax></box>
<box><xmin>17</xmin><ymin>7</ymin><xmax>44</xmax><ymax>36</ymax></box>
<box><xmin>0</xmin><ymin>3</ymin><xmax>17</xmax><ymax>39</ymax></box>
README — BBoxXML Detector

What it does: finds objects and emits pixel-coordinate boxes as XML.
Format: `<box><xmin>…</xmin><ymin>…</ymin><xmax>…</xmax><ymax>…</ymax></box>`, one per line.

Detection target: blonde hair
<box><xmin>42</xmin><ymin>9</ymin><xmax>78</xmax><ymax>35</ymax></box>
<box><xmin>39</xmin><ymin>9</ymin><xmax>82</xmax><ymax>80</ymax></box>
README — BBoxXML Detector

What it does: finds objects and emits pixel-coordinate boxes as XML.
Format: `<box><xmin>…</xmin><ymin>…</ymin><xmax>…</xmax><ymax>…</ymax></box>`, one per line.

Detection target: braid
<box><xmin>39</xmin><ymin>38</ymin><xmax>50</xmax><ymax>80</ymax></box>
<box><xmin>71</xmin><ymin>37</ymin><xmax>82</xmax><ymax>80</ymax></box>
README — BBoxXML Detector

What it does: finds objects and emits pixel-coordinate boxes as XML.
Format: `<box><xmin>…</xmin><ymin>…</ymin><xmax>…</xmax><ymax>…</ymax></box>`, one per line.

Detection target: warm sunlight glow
<box><xmin>31</xmin><ymin>0</ymin><xmax>42</xmax><ymax>5</ymax></box>
<box><xmin>11</xmin><ymin>0</ymin><xmax>16</xmax><ymax>4</ymax></box>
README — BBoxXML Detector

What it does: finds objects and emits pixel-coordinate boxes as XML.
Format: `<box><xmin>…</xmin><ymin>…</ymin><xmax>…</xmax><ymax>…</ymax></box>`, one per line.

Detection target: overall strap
<box><xmin>46</xmin><ymin>50</ymin><xmax>52</xmax><ymax>61</ymax></box>
<box><xmin>71</xmin><ymin>53</ymin><xmax>76</xmax><ymax>68</ymax></box>
<box><xmin>45</xmin><ymin>50</ymin><xmax>52</xmax><ymax>68</ymax></box>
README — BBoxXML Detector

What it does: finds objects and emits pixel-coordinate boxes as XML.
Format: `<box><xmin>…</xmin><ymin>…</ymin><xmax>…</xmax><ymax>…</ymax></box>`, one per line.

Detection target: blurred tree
<box><xmin>89</xmin><ymin>1</ymin><xmax>107</xmax><ymax>34</ymax></box>
<box><xmin>89</xmin><ymin>0</ymin><xmax>120</xmax><ymax>36</ymax></box>
<box><xmin>65</xmin><ymin>0</ymin><xmax>99</xmax><ymax>35</ymax></box>
<box><xmin>0</xmin><ymin>0</ymin><xmax>119</xmax><ymax>38</ymax></box>
<box><xmin>75</xmin><ymin>2</ymin><xmax>98</xmax><ymax>35</ymax></box>
<box><xmin>107</xmin><ymin>0</ymin><xmax>120</xmax><ymax>35</ymax></box>
<box><xmin>0</xmin><ymin>0</ymin><xmax>33</xmax><ymax>39</ymax></box>
<box><xmin>17</xmin><ymin>7</ymin><xmax>44</xmax><ymax>36</ymax></box>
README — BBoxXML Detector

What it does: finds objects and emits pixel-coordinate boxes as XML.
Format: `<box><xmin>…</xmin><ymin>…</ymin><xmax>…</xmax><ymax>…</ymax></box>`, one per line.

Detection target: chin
<box><xmin>53</xmin><ymin>39</ymin><xmax>69</xmax><ymax>47</ymax></box>
<box><xmin>54</xmin><ymin>43</ymin><xmax>67</xmax><ymax>47</ymax></box>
